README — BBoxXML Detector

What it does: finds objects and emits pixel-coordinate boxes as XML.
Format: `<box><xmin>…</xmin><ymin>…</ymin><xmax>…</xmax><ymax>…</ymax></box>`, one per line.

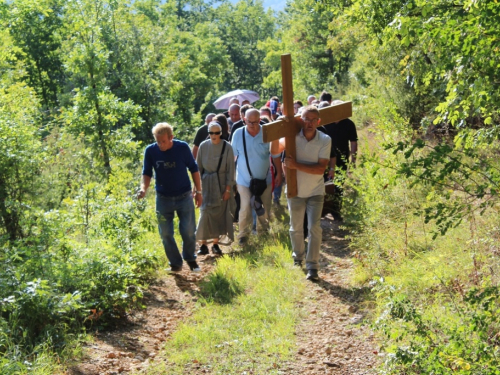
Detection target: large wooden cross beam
<box><xmin>262</xmin><ymin>54</ymin><xmax>353</xmax><ymax>198</ymax></box>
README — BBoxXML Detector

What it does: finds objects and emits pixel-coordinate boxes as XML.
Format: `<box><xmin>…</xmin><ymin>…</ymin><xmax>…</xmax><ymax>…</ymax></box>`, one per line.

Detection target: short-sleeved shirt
<box><xmin>229</xmin><ymin>119</ymin><xmax>267</xmax><ymax>143</ymax></box>
<box><xmin>194</xmin><ymin>124</ymin><xmax>229</xmax><ymax>145</ymax></box>
<box><xmin>294</xmin><ymin>129</ymin><xmax>331</xmax><ymax>198</ymax></box>
<box><xmin>319</xmin><ymin>118</ymin><xmax>357</xmax><ymax>162</ymax></box>
<box><xmin>231</xmin><ymin>126</ymin><xmax>272</xmax><ymax>187</ymax></box>
<box><xmin>193</xmin><ymin>124</ymin><xmax>209</xmax><ymax>147</ymax></box>
<box><xmin>142</xmin><ymin>140</ymin><xmax>198</xmax><ymax>197</ymax></box>
<box><xmin>229</xmin><ymin>120</ymin><xmax>244</xmax><ymax>143</ymax></box>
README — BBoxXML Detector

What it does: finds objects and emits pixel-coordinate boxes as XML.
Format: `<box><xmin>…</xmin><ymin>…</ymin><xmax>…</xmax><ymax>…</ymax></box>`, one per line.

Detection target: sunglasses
<box><xmin>208</xmin><ymin>131</ymin><xmax>221</xmax><ymax>135</ymax></box>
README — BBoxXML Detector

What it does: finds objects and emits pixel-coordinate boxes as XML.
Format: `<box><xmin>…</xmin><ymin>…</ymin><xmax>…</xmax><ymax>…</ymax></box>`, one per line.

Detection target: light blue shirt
<box><xmin>231</xmin><ymin>126</ymin><xmax>272</xmax><ymax>187</ymax></box>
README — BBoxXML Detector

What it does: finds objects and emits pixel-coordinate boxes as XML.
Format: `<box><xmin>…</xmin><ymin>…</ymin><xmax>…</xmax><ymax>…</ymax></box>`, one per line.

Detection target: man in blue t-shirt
<box><xmin>138</xmin><ymin>123</ymin><xmax>203</xmax><ymax>273</ymax></box>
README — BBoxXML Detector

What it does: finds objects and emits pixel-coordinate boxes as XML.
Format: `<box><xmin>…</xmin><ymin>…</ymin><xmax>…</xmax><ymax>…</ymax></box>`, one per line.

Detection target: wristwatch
<box><xmin>195</xmin><ymin>190</ymin><xmax>202</xmax><ymax>194</ymax></box>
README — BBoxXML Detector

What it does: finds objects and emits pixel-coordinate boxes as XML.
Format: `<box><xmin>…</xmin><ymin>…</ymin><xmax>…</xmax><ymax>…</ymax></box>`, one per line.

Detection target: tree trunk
<box><xmin>0</xmin><ymin>175</ymin><xmax>22</xmax><ymax>240</ymax></box>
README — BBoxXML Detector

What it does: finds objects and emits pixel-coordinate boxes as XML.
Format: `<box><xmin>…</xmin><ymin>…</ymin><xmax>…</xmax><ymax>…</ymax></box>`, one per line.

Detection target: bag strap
<box><xmin>216</xmin><ymin>140</ymin><xmax>227</xmax><ymax>174</ymax></box>
<box><xmin>242</xmin><ymin>128</ymin><xmax>269</xmax><ymax>180</ymax></box>
<box><xmin>242</xmin><ymin>128</ymin><xmax>254</xmax><ymax>178</ymax></box>
<box><xmin>216</xmin><ymin>140</ymin><xmax>227</xmax><ymax>189</ymax></box>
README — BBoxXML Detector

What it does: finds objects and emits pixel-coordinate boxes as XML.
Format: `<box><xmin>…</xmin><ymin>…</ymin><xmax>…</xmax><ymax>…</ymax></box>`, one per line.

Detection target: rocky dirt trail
<box><xmin>68</xmin><ymin>216</ymin><xmax>379</xmax><ymax>375</ymax></box>
<box><xmin>283</xmin><ymin>216</ymin><xmax>379</xmax><ymax>374</ymax></box>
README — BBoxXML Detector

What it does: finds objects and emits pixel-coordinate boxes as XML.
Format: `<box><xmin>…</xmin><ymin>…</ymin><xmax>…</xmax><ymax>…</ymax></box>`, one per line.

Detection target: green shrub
<box><xmin>343</xmin><ymin>126</ymin><xmax>500</xmax><ymax>374</ymax></box>
<box><xmin>374</xmin><ymin>284</ymin><xmax>500</xmax><ymax>374</ymax></box>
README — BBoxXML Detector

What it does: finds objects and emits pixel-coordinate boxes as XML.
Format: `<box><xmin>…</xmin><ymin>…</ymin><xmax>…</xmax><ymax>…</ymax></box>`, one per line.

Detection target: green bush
<box><xmin>374</xmin><ymin>284</ymin><xmax>500</xmax><ymax>374</ymax></box>
<box><xmin>343</xmin><ymin>126</ymin><xmax>500</xmax><ymax>374</ymax></box>
<box><xmin>0</xmin><ymin>157</ymin><xmax>162</xmax><ymax>373</ymax></box>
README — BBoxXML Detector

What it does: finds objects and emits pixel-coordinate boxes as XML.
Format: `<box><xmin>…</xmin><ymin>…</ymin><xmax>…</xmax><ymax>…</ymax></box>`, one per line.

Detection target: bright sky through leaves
<box><xmin>229</xmin><ymin>0</ymin><xmax>286</xmax><ymax>11</ymax></box>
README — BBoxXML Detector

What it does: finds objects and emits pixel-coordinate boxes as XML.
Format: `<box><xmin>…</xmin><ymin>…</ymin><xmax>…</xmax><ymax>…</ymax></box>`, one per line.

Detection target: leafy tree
<box><xmin>0</xmin><ymin>29</ymin><xmax>44</xmax><ymax>240</ymax></box>
<box><xmin>346</xmin><ymin>0</ymin><xmax>500</xmax><ymax>130</ymax></box>
<box><xmin>157</xmin><ymin>21</ymin><xmax>232</xmax><ymax>136</ymax></box>
<box><xmin>259</xmin><ymin>0</ymin><xmax>358</xmax><ymax>100</ymax></box>
<box><xmin>2</xmin><ymin>0</ymin><xmax>65</xmax><ymax>110</ymax></box>
<box><xmin>61</xmin><ymin>0</ymin><xmax>142</xmax><ymax>177</ymax></box>
<box><xmin>212</xmin><ymin>0</ymin><xmax>275</xmax><ymax>92</ymax></box>
<box><xmin>61</xmin><ymin>0</ymin><xmax>232</xmax><ymax>141</ymax></box>
<box><xmin>160</xmin><ymin>0</ymin><xmax>215</xmax><ymax>30</ymax></box>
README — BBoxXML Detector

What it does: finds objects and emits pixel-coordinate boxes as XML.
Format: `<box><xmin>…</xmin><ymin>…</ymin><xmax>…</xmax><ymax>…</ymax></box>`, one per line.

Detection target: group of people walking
<box><xmin>137</xmin><ymin>91</ymin><xmax>358</xmax><ymax>281</ymax></box>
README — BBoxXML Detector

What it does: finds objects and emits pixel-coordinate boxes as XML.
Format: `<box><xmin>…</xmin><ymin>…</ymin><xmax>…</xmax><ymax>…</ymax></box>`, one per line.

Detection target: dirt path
<box><xmin>283</xmin><ymin>216</ymin><xmax>379</xmax><ymax>374</ymax></box>
<box><xmin>68</xmin><ymin>217</ymin><xmax>378</xmax><ymax>375</ymax></box>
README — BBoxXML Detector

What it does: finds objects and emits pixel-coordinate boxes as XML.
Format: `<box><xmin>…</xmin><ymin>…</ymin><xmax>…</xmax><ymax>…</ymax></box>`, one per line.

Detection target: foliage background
<box><xmin>1</xmin><ymin>0</ymin><xmax>500</xmax><ymax>373</ymax></box>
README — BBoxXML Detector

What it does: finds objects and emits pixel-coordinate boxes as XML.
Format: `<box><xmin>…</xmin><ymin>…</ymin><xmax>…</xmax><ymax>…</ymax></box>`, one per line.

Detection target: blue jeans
<box><xmin>288</xmin><ymin>195</ymin><xmax>324</xmax><ymax>270</ymax></box>
<box><xmin>156</xmin><ymin>191</ymin><xmax>197</xmax><ymax>267</ymax></box>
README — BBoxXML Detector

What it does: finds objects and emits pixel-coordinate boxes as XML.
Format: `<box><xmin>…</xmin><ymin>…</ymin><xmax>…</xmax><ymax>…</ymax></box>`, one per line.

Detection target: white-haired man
<box><xmin>231</xmin><ymin>109</ymin><xmax>281</xmax><ymax>244</ymax></box>
<box><xmin>138</xmin><ymin>123</ymin><xmax>203</xmax><ymax>273</ymax></box>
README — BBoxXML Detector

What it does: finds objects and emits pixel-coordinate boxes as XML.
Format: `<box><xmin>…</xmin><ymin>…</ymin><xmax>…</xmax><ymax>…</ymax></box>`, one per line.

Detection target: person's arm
<box><xmin>222</xmin><ymin>184</ymin><xmax>231</xmax><ymax>201</ymax></box>
<box><xmin>195</xmin><ymin>144</ymin><xmax>204</xmax><ymax>176</ymax></box>
<box><xmin>328</xmin><ymin>157</ymin><xmax>337</xmax><ymax>180</ymax></box>
<box><xmin>192</xmin><ymin>145</ymin><xmax>199</xmax><ymax>159</ymax></box>
<box><xmin>191</xmin><ymin>171</ymin><xmax>202</xmax><ymax>208</ymax></box>
<box><xmin>137</xmin><ymin>175</ymin><xmax>151</xmax><ymax>199</ymax></box>
<box><xmin>138</xmin><ymin>148</ymin><xmax>153</xmax><ymax>199</ymax></box>
<box><xmin>350</xmin><ymin>141</ymin><xmax>358</xmax><ymax>165</ymax></box>
<box><xmin>272</xmin><ymin>156</ymin><xmax>283</xmax><ymax>187</ymax></box>
<box><xmin>284</xmin><ymin>156</ymin><xmax>329</xmax><ymax>175</ymax></box>
<box><xmin>271</xmin><ymin>137</ymin><xmax>286</xmax><ymax>155</ymax></box>
<box><xmin>192</xmin><ymin>125</ymin><xmax>207</xmax><ymax>159</ymax></box>
<box><xmin>231</xmin><ymin>130</ymin><xmax>240</xmax><ymax>161</ymax></box>
<box><xmin>184</xmin><ymin>142</ymin><xmax>202</xmax><ymax>207</ymax></box>
<box><xmin>223</xmin><ymin>147</ymin><xmax>235</xmax><ymax>201</ymax></box>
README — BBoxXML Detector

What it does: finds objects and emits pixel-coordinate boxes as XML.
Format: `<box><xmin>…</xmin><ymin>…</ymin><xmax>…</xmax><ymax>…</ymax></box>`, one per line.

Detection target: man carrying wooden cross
<box><xmin>271</xmin><ymin>105</ymin><xmax>331</xmax><ymax>281</ymax></box>
<box><xmin>263</xmin><ymin>54</ymin><xmax>352</xmax><ymax>280</ymax></box>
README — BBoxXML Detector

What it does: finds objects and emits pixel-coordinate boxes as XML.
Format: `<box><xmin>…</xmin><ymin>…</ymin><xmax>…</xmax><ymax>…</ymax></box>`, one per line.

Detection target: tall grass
<box><xmin>342</xmin><ymin>128</ymin><xmax>500</xmax><ymax>374</ymax></box>
<box><xmin>146</xmin><ymin>238</ymin><xmax>306</xmax><ymax>374</ymax></box>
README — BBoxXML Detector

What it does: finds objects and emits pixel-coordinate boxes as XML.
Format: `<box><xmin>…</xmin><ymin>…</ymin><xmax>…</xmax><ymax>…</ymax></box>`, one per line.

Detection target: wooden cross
<box><xmin>262</xmin><ymin>54</ymin><xmax>353</xmax><ymax>198</ymax></box>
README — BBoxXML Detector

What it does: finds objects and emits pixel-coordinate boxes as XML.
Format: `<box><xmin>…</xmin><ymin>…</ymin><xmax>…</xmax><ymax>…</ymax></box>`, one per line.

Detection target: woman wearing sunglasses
<box><xmin>195</xmin><ymin>121</ymin><xmax>236</xmax><ymax>255</ymax></box>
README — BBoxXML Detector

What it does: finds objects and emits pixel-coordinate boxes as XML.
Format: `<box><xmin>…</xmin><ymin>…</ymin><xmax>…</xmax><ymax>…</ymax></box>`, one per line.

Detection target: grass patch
<box><xmin>146</xmin><ymin>243</ymin><xmax>306</xmax><ymax>374</ymax></box>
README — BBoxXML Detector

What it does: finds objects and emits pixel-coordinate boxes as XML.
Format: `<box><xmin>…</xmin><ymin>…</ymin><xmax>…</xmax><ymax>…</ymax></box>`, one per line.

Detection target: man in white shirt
<box><xmin>271</xmin><ymin>106</ymin><xmax>331</xmax><ymax>281</ymax></box>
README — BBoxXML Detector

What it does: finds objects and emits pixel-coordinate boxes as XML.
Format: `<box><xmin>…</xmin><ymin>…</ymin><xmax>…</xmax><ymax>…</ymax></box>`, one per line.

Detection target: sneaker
<box><xmin>306</xmin><ymin>269</ymin><xmax>319</xmax><ymax>281</ymax></box>
<box><xmin>187</xmin><ymin>260</ymin><xmax>201</xmax><ymax>273</ymax></box>
<box><xmin>238</xmin><ymin>237</ymin><xmax>248</xmax><ymax>246</ymax></box>
<box><xmin>212</xmin><ymin>244</ymin><xmax>223</xmax><ymax>255</ymax></box>
<box><xmin>293</xmin><ymin>259</ymin><xmax>303</xmax><ymax>267</ymax></box>
<box><xmin>197</xmin><ymin>244</ymin><xmax>209</xmax><ymax>255</ymax></box>
<box><xmin>169</xmin><ymin>265</ymin><xmax>182</xmax><ymax>272</ymax></box>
